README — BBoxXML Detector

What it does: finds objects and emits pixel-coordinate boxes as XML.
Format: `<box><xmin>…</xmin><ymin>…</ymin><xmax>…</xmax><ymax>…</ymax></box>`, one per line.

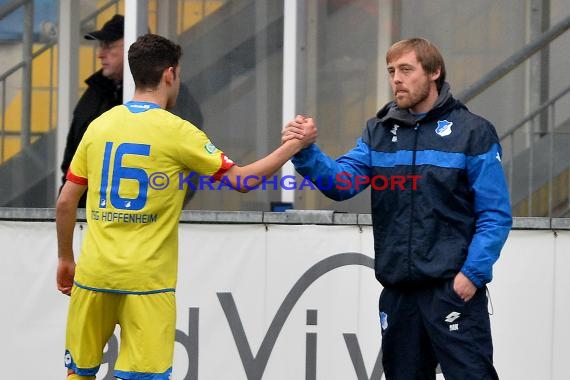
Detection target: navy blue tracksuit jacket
<box><xmin>292</xmin><ymin>83</ymin><xmax>512</xmax><ymax>289</ymax></box>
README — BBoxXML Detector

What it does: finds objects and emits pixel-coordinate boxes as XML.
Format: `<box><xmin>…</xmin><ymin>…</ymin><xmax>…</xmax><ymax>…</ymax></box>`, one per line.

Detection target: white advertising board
<box><xmin>0</xmin><ymin>221</ymin><xmax>566</xmax><ymax>379</ymax></box>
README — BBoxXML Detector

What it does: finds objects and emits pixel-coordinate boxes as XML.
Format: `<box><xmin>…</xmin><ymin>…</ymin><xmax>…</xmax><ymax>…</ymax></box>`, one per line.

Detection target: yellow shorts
<box><xmin>64</xmin><ymin>285</ymin><xmax>176</xmax><ymax>379</ymax></box>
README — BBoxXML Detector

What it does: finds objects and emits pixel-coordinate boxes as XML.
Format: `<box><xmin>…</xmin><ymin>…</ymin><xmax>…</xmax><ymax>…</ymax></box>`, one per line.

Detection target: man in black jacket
<box><xmin>60</xmin><ymin>15</ymin><xmax>125</xmax><ymax>208</ymax></box>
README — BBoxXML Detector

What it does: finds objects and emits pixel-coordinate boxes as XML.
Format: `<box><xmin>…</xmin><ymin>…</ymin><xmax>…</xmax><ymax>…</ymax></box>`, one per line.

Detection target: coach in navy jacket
<box><xmin>284</xmin><ymin>38</ymin><xmax>511</xmax><ymax>379</ymax></box>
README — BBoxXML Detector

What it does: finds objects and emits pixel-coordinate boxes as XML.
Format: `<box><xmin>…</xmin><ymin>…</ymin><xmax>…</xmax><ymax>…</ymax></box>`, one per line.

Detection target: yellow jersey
<box><xmin>67</xmin><ymin>101</ymin><xmax>234</xmax><ymax>293</ymax></box>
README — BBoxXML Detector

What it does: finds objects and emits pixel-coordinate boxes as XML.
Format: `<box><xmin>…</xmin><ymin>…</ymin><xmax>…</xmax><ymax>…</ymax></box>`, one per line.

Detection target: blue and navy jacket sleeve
<box><xmin>462</xmin><ymin>140</ymin><xmax>513</xmax><ymax>287</ymax></box>
<box><xmin>291</xmin><ymin>138</ymin><xmax>372</xmax><ymax>201</ymax></box>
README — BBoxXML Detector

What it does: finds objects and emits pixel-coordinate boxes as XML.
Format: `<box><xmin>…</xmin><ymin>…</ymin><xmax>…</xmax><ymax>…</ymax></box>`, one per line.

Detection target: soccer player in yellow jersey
<box><xmin>56</xmin><ymin>34</ymin><xmax>315</xmax><ymax>380</ymax></box>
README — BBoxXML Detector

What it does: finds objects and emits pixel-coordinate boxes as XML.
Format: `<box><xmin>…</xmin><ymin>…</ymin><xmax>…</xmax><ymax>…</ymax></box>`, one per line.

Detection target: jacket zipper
<box><xmin>407</xmin><ymin>123</ymin><xmax>420</xmax><ymax>281</ymax></box>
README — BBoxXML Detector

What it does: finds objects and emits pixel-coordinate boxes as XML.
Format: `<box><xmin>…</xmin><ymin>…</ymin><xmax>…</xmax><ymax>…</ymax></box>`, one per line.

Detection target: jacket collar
<box><xmin>376</xmin><ymin>82</ymin><xmax>457</xmax><ymax>127</ymax></box>
<box><xmin>85</xmin><ymin>69</ymin><xmax>123</xmax><ymax>95</ymax></box>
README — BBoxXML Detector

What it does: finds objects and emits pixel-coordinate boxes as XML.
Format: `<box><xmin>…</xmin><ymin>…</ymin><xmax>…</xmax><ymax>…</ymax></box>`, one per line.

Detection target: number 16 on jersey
<box><xmin>99</xmin><ymin>142</ymin><xmax>151</xmax><ymax>211</ymax></box>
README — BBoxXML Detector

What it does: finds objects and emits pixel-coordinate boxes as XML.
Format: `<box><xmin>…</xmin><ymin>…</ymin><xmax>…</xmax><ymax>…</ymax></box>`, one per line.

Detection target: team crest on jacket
<box><xmin>390</xmin><ymin>124</ymin><xmax>399</xmax><ymax>142</ymax></box>
<box><xmin>435</xmin><ymin>120</ymin><xmax>453</xmax><ymax>137</ymax></box>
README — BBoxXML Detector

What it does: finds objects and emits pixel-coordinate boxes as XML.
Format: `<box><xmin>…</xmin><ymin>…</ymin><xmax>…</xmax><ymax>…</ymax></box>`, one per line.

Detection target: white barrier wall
<box><xmin>0</xmin><ymin>218</ymin><xmax>568</xmax><ymax>379</ymax></box>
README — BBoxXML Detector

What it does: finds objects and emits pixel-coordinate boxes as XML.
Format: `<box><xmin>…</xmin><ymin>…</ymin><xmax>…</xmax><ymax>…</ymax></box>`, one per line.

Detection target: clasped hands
<box><xmin>282</xmin><ymin>115</ymin><xmax>317</xmax><ymax>148</ymax></box>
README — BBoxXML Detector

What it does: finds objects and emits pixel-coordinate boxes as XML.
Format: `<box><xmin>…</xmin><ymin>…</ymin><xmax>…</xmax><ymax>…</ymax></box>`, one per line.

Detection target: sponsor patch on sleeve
<box><xmin>204</xmin><ymin>142</ymin><xmax>217</xmax><ymax>154</ymax></box>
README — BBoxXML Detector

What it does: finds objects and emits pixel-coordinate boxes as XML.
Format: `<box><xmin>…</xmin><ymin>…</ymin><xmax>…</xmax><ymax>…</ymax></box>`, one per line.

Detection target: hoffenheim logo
<box><xmin>435</xmin><ymin>120</ymin><xmax>453</xmax><ymax>137</ymax></box>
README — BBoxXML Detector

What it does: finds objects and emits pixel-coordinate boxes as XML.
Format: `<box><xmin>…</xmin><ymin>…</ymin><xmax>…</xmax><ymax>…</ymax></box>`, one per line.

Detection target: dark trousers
<box><xmin>379</xmin><ymin>280</ymin><xmax>499</xmax><ymax>380</ymax></box>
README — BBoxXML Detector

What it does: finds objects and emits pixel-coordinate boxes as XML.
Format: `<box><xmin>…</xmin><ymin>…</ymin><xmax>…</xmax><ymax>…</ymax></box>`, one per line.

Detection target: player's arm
<box><xmin>56</xmin><ymin>181</ymin><xmax>86</xmax><ymax>295</ymax></box>
<box><xmin>224</xmin><ymin>137</ymin><xmax>311</xmax><ymax>193</ymax></box>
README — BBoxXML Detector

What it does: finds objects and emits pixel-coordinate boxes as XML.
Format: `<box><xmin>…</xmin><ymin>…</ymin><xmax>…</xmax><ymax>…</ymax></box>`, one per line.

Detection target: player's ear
<box><xmin>163</xmin><ymin>66</ymin><xmax>174</xmax><ymax>84</ymax></box>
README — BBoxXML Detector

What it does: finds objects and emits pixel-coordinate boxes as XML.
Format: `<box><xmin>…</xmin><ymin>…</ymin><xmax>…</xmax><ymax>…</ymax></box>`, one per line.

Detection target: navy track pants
<box><xmin>379</xmin><ymin>280</ymin><xmax>499</xmax><ymax>380</ymax></box>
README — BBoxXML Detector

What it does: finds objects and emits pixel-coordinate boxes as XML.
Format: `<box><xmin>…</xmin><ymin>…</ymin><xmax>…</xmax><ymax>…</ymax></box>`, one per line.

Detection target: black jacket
<box><xmin>60</xmin><ymin>70</ymin><xmax>122</xmax><ymax>207</ymax></box>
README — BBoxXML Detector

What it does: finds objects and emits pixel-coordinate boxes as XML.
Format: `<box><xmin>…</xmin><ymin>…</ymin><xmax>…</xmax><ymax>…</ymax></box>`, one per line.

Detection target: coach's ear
<box><xmin>430</xmin><ymin>67</ymin><xmax>441</xmax><ymax>82</ymax></box>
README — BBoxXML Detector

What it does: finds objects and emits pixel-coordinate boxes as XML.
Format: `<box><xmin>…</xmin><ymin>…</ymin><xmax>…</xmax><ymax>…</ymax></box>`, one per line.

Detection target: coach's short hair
<box><xmin>128</xmin><ymin>34</ymin><xmax>182</xmax><ymax>89</ymax></box>
<box><xmin>386</xmin><ymin>38</ymin><xmax>446</xmax><ymax>92</ymax></box>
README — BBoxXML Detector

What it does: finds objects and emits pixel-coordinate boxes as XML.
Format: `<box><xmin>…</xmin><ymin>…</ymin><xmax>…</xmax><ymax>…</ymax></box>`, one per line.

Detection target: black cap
<box><xmin>84</xmin><ymin>15</ymin><xmax>124</xmax><ymax>42</ymax></box>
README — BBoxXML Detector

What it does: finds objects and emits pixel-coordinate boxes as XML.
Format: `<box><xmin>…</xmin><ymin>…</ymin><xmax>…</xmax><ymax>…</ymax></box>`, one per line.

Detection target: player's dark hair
<box><xmin>386</xmin><ymin>38</ymin><xmax>446</xmax><ymax>92</ymax></box>
<box><xmin>128</xmin><ymin>34</ymin><xmax>182</xmax><ymax>89</ymax></box>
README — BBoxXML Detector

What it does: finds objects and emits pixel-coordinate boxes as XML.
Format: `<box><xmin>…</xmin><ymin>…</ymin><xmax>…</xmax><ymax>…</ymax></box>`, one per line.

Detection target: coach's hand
<box><xmin>453</xmin><ymin>272</ymin><xmax>477</xmax><ymax>302</ymax></box>
<box><xmin>57</xmin><ymin>257</ymin><xmax>75</xmax><ymax>296</ymax></box>
<box><xmin>282</xmin><ymin>115</ymin><xmax>317</xmax><ymax>148</ymax></box>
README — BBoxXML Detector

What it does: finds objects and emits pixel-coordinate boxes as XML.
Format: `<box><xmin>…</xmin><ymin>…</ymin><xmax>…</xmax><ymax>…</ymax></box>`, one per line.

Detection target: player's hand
<box><xmin>57</xmin><ymin>257</ymin><xmax>76</xmax><ymax>296</ymax></box>
<box><xmin>282</xmin><ymin>115</ymin><xmax>317</xmax><ymax>148</ymax></box>
<box><xmin>452</xmin><ymin>272</ymin><xmax>477</xmax><ymax>302</ymax></box>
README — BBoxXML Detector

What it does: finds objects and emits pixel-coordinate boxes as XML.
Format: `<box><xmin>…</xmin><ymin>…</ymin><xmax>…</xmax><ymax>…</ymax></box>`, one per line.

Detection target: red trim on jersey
<box><xmin>66</xmin><ymin>169</ymin><xmax>88</xmax><ymax>185</ymax></box>
<box><xmin>211</xmin><ymin>153</ymin><xmax>235</xmax><ymax>181</ymax></box>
